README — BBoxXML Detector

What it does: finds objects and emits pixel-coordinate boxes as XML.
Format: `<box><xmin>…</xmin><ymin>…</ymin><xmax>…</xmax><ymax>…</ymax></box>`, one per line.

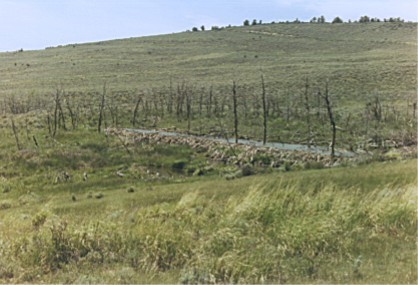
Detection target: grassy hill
<box><xmin>0</xmin><ymin>22</ymin><xmax>417</xmax><ymax>283</ymax></box>
<box><xmin>0</xmin><ymin>22</ymin><xmax>416</xmax><ymax>148</ymax></box>
<box><xmin>0</xmin><ymin>22</ymin><xmax>416</xmax><ymax>97</ymax></box>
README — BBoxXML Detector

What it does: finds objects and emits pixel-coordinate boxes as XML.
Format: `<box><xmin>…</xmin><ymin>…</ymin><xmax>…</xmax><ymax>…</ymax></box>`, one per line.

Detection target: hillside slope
<box><xmin>0</xmin><ymin>22</ymin><xmax>416</xmax><ymax>98</ymax></box>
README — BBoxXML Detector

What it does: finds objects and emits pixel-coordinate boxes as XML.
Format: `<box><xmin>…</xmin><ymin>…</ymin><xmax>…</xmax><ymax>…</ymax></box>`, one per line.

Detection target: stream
<box><xmin>123</xmin><ymin>128</ymin><xmax>355</xmax><ymax>157</ymax></box>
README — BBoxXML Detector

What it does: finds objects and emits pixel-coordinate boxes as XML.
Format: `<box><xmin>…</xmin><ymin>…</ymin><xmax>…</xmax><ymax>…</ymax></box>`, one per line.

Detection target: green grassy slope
<box><xmin>0</xmin><ymin>155</ymin><xmax>416</xmax><ymax>283</ymax></box>
<box><xmin>0</xmin><ymin>22</ymin><xmax>416</xmax><ymax>98</ymax></box>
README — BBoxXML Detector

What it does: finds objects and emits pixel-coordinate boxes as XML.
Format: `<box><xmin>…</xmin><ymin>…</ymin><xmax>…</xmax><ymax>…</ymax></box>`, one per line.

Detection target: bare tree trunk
<box><xmin>56</xmin><ymin>91</ymin><xmax>67</xmax><ymax>131</ymax></box>
<box><xmin>286</xmin><ymin>89</ymin><xmax>291</xmax><ymax>122</ymax></box>
<box><xmin>373</xmin><ymin>94</ymin><xmax>382</xmax><ymax>122</ymax></box>
<box><xmin>213</xmin><ymin>94</ymin><xmax>219</xmax><ymax>117</ymax></box>
<box><xmin>132</xmin><ymin>94</ymin><xmax>142</xmax><ymax>127</ymax></box>
<box><xmin>33</xmin><ymin>136</ymin><xmax>39</xmax><ymax>148</ymax></box>
<box><xmin>198</xmin><ymin>90</ymin><xmax>203</xmax><ymax>118</ymax></box>
<box><xmin>242</xmin><ymin>91</ymin><xmax>248</xmax><ymax>120</ymax></box>
<box><xmin>232</xmin><ymin>81</ymin><xmax>239</xmax><ymax>143</ymax></box>
<box><xmin>64</xmin><ymin>92</ymin><xmax>77</xmax><ymax>130</ymax></box>
<box><xmin>47</xmin><ymin>114</ymin><xmax>52</xmax><ymax>136</ymax></box>
<box><xmin>11</xmin><ymin>117</ymin><xmax>22</xmax><ymax>151</ymax></box>
<box><xmin>159</xmin><ymin>91</ymin><xmax>165</xmax><ymax>119</ymax></box>
<box><xmin>176</xmin><ymin>82</ymin><xmax>186</xmax><ymax>122</ymax></box>
<box><xmin>186</xmin><ymin>91</ymin><xmax>192</xmax><ymax>133</ymax></box>
<box><xmin>25</xmin><ymin>118</ymin><xmax>30</xmax><ymax>141</ymax></box>
<box><xmin>53</xmin><ymin>93</ymin><xmax>58</xmax><ymax>137</ymax></box>
<box><xmin>304</xmin><ymin>78</ymin><xmax>311</xmax><ymax>148</ymax></box>
<box><xmin>316</xmin><ymin>89</ymin><xmax>321</xmax><ymax>119</ymax></box>
<box><xmin>323</xmin><ymin>81</ymin><xmax>336</xmax><ymax>160</ymax></box>
<box><xmin>142</xmin><ymin>98</ymin><xmax>149</xmax><ymax>123</ymax></box>
<box><xmin>168</xmin><ymin>77</ymin><xmax>174</xmax><ymax>114</ymax></box>
<box><xmin>98</xmin><ymin>82</ymin><xmax>106</xmax><ymax>133</ymax></box>
<box><xmin>206</xmin><ymin>86</ymin><xmax>213</xmax><ymax>118</ymax></box>
<box><xmin>261</xmin><ymin>75</ymin><xmax>268</xmax><ymax>145</ymax></box>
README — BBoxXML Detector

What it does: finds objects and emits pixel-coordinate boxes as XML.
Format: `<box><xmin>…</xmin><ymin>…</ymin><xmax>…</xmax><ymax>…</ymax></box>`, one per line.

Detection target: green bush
<box><xmin>171</xmin><ymin>160</ymin><xmax>187</xmax><ymax>172</ymax></box>
<box><xmin>241</xmin><ymin>164</ymin><xmax>254</xmax><ymax>176</ymax></box>
<box><xmin>32</xmin><ymin>211</ymin><xmax>48</xmax><ymax>229</ymax></box>
<box><xmin>0</xmin><ymin>201</ymin><xmax>11</xmax><ymax>210</ymax></box>
<box><xmin>95</xmin><ymin>192</ymin><xmax>104</xmax><ymax>199</ymax></box>
<box><xmin>304</xmin><ymin>161</ymin><xmax>325</xmax><ymax>170</ymax></box>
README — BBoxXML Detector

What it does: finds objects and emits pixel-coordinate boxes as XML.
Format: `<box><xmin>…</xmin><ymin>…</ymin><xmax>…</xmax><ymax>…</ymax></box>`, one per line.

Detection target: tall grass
<box><xmin>1</xmin><ymin>159</ymin><xmax>415</xmax><ymax>283</ymax></box>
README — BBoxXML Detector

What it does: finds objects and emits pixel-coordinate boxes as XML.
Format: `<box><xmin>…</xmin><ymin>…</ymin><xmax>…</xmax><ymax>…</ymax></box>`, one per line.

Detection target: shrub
<box><xmin>304</xmin><ymin>161</ymin><xmax>325</xmax><ymax>170</ymax></box>
<box><xmin>0</xmin><ymin>201</ymin><xmax>11</xmax><ymax>210</ymax></box>
<box><xmin>2</xmin><ymin>185</ymin><xmax>11</xmax><ymax>193</ymax></box>
<box><xmin>279</xmin><ymin>161</ymin><xmax>292</xmax><ymax>172</ymax></box>
<box><xmin>241</xmin><ymin>164</ymin><xmax>254</xmax><ymax>176</ymax></box>
<box><xmin>180</xmin><ymin>268</ymin><xmax>214</xmax><ymax>284</ymax></box>
<box><xmin>32</xmin><ymin>211</ymin><xmax>48</xmax><ymax>229</ymax></box>
<box><xmin>95</xmin><ymin>192</ymin><xmax>104</xmax><ymax>199</ymax></box>
<box><xmin>253</xmin><ymin>154</ymin><xmax>271</xmax><ymax>165</ymax></box>
<box><xmin>171</xmin><ymin>160</ymin><xmax>187</xmax><ymax>172</ymax></box>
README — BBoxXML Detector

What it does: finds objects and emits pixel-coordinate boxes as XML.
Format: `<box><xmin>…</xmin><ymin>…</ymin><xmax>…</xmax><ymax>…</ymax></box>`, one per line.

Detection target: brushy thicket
<box><xmin>1</xmin><ymin>177</ymin><xmax>415</xmax><ymax>283</ymax></box>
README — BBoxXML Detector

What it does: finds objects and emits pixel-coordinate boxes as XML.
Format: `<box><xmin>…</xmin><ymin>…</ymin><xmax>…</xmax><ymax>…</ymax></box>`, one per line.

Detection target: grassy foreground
<box><xmin>0</xmin><ymin>144</ymin><xmax>416</xmax><ymax>283</ymax></box>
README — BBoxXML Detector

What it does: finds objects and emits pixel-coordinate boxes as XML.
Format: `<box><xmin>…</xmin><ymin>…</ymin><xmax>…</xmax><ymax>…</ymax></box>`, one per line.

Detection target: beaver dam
<box><xmin>107</xmin><ymin>128</ymin><xmax>357</xmax><ymax>170</ymax></box>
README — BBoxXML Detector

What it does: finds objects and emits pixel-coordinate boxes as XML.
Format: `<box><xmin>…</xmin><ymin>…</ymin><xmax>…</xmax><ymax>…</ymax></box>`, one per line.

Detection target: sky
<box><xmin>0</xmin><ymin>0</ymin><xmax>416</xmax><ymax>52</ymax></box>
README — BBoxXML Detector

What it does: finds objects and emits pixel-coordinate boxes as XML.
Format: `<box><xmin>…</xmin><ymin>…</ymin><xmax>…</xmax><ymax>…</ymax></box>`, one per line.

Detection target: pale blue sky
<box><xmin>0</xmin><ymin>0</ymin><xmax>416</xmax><ymax>51</ymax></box>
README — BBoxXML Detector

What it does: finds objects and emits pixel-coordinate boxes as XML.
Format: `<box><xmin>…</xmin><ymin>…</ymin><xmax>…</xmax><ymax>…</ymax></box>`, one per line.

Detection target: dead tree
<box><xmin>242</xmin><ymin>90</ymin><xmax>249</xmax><ymax>120</ymax></box>
<box><xmin>107</xmin><ymin>96</ymin><xmax>119</xmax><ymax>127</ymax></box>
<box><xmin>167</xmin><ymin>78</ymin><xmax>174</xmax><ymax>114</ymax></box>
<box><xmin>11</xmin><ymin>117</ymin><xmax>22</xmax><ymax>150</ymax></box>
<box><xmin>52</xmin><ymin>92</ymin><xmax>59</xmax><ymax>137</ymax></box>
<box><xmin>24</xmin><ymin>118</ymin><xmax>30</xmax><ymax>141</ymax></box>
<box><xmin>198</xmin><ymin>89</ymin><xmax>203</xmax><ymax>118</ymax></box>
<box><xmin>54</xmin><ymin>89</ymin><xmax>67</xmax><ymax>131</ymax></box>
<box><xmin>33</xmin><ymin>136</ymin><xmax>39</xmax><ymax>148</ymax></box>
<box><xmin>97</xmin><ymin>83</ymin><xmax>106</xmax><ymax>133</ymax></box>
<box><xmin>261</xmin><ymin>75</ymin><xmax>268</xmax><ymax>145</ymax></box>
<box><xmin>206</xmin><ymin>86</ymin><xmax>213</xmax><ymax>118</ymax></box>
<box><xmin>47</xmin><ymin>114</ymin><xmax>52</xmax><ymax>136</ymax></box>
<box><xmin>232</xmin><ymin>81</ymin><xmax>239</xmax><ymax>143</ymax></box>
<box><xmin>323</xmin><ymin>81</ymin><xmax>336</xmax><ymax>160</ymax></box>
<box><xmin>213</xmin><ymin>93</ymin><xmax>219</xmax><ymax>117</ymax></box>
<box><xmin>64</xmin><ymin>92</ymin><xmax>77</xmax><ymax>130</ymax></box>
<box><xmin>158</xmin><ymin>90</ymin><xmax>165</xmax><ymax>119</ymax></box>
<box><xmin>315</xmin><ymin>91</ymin><xmax>321</xmax><ymax>117</ymax></box>
<box><xmin>372</xmin><ymin>94</ymin><xmax>382</xmax><ymax>122</ymax></box>
<box><xmin>176</xmin><ymin>82</ymin><xmax>186</xmax><ymax>122</ymax></box>
<box><xmin>304</xmin><ymin>78</ymin><xmax>312</xmax><ymax>148</ymax></box>
<box><xmin>132</xmin><ymin>94</ymin><xmax>142</xmax><ymax>127</ymax></box>
<box><xmin>142</xmin><ymin>98</ymin><xmax>149</xmax><ymax>123</ymax></box>
<box><xmin>186</xmin><ymin>90</ymin><xmax>192</xmax><ymax>133</ymax></box>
